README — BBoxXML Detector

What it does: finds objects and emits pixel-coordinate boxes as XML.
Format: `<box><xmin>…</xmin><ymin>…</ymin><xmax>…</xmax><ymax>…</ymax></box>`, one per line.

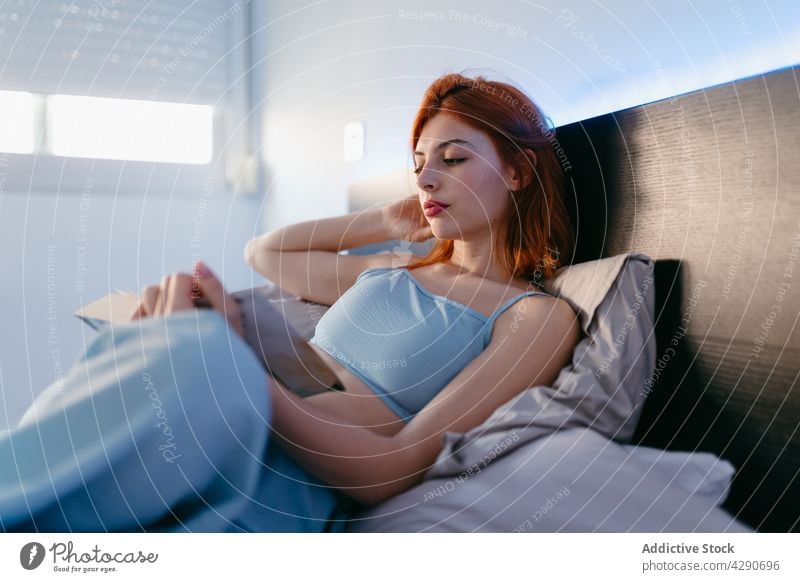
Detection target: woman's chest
<box><xmin>406</xmin><ymin>268</ymin><xmax>533</xmax><ymax>319</ymax></box>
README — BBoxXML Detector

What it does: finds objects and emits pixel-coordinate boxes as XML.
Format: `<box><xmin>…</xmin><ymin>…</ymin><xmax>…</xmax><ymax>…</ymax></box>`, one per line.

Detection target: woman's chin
<box><xmin>431</xmin><ymin>222</ymin><xmax>470</xmax><ymax>241</ymax></box>
<box><xmin>430</xmin><ymin>228</ymin><xmax>455</xmax><ymax>241</ymax></box>
<box><xmin>429</xmin><ymin>221</ymin><xmax>455</xmax><ymax>239</ymax></box>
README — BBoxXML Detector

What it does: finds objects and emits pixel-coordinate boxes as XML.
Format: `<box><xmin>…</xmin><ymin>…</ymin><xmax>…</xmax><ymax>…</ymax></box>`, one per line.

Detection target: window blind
<box><xmin>0</xmin><ymin>0</ymin><xmax>238</xmax><ymax>105</ymax></box>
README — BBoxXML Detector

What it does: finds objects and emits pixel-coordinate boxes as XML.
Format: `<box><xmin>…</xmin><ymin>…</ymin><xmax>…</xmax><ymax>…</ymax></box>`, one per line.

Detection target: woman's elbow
<box><xmin>243</xmin><ymin>238</ymin><xmax>257</xmax><ymax>267</ymax></box>
<box><xmin>346</xmin><ymin>445</ymin><xmax>429</xmax><ymax>507</ymax></box>
<box><xmin>244</xmin><ymin>234</ymin><xmax>280</xmax><ymax>276</ymax></box>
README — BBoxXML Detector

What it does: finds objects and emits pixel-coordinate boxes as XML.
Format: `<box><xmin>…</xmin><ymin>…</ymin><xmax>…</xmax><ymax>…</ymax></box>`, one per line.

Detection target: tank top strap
<box><xmin>354</xmin><ymin>266</ymin><xmax>392</xmax><ymax>284</ymax></box>
<box><xmin>482</xmin><ymin>289</ymin><xmax>551</xmax><ymax>344</ymax></box>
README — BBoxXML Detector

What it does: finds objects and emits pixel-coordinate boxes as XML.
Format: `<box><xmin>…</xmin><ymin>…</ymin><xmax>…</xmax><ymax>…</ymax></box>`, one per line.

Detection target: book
<box><xmin>74</xmin><ymin>287</ymin><xmax>344</xmax><ymax>398</ymax></box>
<box><xmin>74</xmin><ymin>290</ymin><xmax>141</xmax><ymax>330</ymax></box>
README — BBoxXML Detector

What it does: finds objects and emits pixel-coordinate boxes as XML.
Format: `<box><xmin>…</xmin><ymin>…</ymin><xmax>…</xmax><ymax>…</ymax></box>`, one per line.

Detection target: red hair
<box><xmin>406</xmin><ymin>72</ymin><xmax>573</xmax><ymax>287</ymax></box>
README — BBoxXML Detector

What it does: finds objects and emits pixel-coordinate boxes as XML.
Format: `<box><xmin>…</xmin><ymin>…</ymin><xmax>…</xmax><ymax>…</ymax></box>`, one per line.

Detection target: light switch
<box><xmin>344</xmin><ymin>121</ymin><xmax>364</xmax><ymax>162</ymax></box>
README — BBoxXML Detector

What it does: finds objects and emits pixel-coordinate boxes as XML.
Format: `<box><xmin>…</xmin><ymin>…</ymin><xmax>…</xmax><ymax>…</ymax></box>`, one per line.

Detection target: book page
<box><xmin>74</xmin><ymin>292</ymin><xmax>140</xmax><ymax>325</ymax></box>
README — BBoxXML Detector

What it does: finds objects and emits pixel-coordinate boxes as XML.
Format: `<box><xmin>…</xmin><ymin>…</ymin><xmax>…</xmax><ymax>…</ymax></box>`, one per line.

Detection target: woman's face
<box><xmin>414</xmin><ymin>113</ymin><xmax>519</xmax><ymax>242</ymax></box>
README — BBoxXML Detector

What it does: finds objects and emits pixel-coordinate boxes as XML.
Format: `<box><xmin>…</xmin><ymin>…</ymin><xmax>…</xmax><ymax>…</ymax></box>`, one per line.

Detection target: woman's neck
<box><xmin>448</xmin><ymin>239</ymin><xmax>507</xmax><ymax>283</ymax></box>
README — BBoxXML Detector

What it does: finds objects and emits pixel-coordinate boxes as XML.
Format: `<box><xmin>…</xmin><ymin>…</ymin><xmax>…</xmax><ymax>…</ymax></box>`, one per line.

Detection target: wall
<box><xmin>0</xmin><ymin>170</ymin><xmax>261</xmax><ymax>431</ymax></box>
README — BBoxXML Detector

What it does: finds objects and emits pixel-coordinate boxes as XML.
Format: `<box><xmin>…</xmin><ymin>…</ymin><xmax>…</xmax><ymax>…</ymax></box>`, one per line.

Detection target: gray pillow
<box><xmin>231</xmin><ymin>287</ymin><xmax>340</xmax><ymax>397</ymax></box>
<box><xmin>240</xmin><ymin>280</ymin><xmax>330</xmax><ymax>341</ymax></box>
<box><xmin>423</xmin><ymin>251</ymin><xmax>656</xmax><ymax>479</ymax></box>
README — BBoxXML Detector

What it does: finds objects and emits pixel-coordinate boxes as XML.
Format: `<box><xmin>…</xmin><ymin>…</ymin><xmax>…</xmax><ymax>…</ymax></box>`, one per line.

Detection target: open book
<box><xmin>74</xmin><ymin>288</ymin><xmax>344</xmax><ymax>398</ymax></box>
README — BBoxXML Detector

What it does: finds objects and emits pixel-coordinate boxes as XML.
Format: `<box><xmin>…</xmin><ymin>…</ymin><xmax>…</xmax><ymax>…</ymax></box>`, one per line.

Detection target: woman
<box><xmin>132</xmin><ymin>73</ymin><xmax>581</xmax><ymax>526</ymax></box>
<box><xmin>0</xmin><ymin>72</ymin><xmax>579</xmax><ymax>533</ymax></box>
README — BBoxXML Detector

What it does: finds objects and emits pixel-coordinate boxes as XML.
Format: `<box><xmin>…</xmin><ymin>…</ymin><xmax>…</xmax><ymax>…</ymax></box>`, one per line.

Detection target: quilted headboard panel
<box><xmin>555</xmin><ymin>65</ymin><xmax>799</xmax><ymax>533</ymax></box>
<box><xmin>348</xmin><ymin>65</ymin><xmax>800</xmax><ymax>531</ymax></box>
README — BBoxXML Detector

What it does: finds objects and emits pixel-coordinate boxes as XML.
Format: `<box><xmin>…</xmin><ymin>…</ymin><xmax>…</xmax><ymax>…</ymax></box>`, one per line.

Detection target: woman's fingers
<box><xmin>142</xmin><ymin>285</ymin><xmax>160</xmax><ymax>314</ymax></box>
<box><xmin>154</xmin><ymin>276</ymin><xmax>170</xmax><ymax>315</ymax></box>
<box><xmin>129</xmin><ymin>301</ymin><xmax>147</xmax><ymax>320</ymax></box>
<box><xmin>127</xmin><ymin>264</ymin><xmax>242</xmax><ymax>338</ymax></box>
<box><xmin>164</xmin><ymin>274</ymin><xmax>196</xmax><ymax>313</ymax></box>
<box><xmin>130</xmin><ymin>276</ymin><xmax>192</xmax><ymax>320</ymax></box>
<box><xmin>130</xmin><ymin>284</ymin><xmax>161</xmax><ymax>320</ymax></box>
<box><xmin>191</xmin><ymin>262</ymin><xmax>244</xmax><ymax>337</ymax></box>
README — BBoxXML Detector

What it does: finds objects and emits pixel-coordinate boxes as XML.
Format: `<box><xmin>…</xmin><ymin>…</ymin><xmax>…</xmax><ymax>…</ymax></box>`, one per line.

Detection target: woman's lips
<box><xmin>424</xmin><ymin>204</ymin><xmax>449</xmax><ymax>217</ymax></box>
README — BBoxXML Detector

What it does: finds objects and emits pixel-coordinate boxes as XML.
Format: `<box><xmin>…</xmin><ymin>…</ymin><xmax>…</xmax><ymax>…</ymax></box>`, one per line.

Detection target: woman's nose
<box><xmin>416</xmin><ymin>166</ymin><xmax>440</xmax><ymax>191</ymax></box>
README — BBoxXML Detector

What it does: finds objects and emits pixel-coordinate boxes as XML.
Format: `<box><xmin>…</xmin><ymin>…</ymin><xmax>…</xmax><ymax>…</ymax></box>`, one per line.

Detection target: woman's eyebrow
<box><xmin>414</xmin><ymin>139</ymin><xmax>475</xmax><ymax>156</ymax></box>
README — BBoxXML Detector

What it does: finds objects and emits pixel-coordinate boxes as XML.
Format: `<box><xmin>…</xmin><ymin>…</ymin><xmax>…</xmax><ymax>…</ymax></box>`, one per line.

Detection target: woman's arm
<box><xmin>245</xmin><ymin>195</ymin><xmax>432</xmax><ymax>257</ymax></box>
<box><xmin>245</xmin><ymin>208</ymin><xmax>391</xmax><ymax>258</ymax></box>
<box><xmin>268</xmin><ymin>380</ymin><xmax>427</xmax><ymax>506</ymax></box>
<box><xmin>243</xmin><ymin>197</ymin><xmax>432</xmax><ymax>306</ymax></box>
<box><xmin>244</xmin><ymin>209</ymin><xmax>394</xmax><ymax>306</ymax></box>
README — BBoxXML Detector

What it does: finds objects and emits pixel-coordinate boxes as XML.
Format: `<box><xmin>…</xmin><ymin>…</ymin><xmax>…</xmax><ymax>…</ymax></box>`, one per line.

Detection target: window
<box><xmin>49</xmin><ymin>95</ymin><xmax>213</xmax><ymax>164</ymax></box>
<box><xmin>0</xmin><ymin>91</ymin><xmax>214</xmax><ymax>164</ymax></box>
<box><xmin>0</xmin><ymin>1</ymin><xmax>255</xmax><ymax>195</ymax></box>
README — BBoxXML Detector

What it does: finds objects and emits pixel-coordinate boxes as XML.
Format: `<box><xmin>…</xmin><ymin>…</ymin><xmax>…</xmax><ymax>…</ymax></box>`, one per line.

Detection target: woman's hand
<box><xmin>129</xmin><ymin>261</ymin><xmax>244</xmax><ymax>338</ymax></box>
<box><xmin>380</xmin><ymin>195</ymin><xmax>434</xmax><ymax>242</ymax></box>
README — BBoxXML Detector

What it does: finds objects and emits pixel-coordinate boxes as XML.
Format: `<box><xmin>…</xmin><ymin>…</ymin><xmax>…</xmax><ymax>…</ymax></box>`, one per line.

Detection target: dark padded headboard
<box><xmin>555</xmin><ymin>65</ymin><xmax>799</xmax><ymax>532</ymax></box>
<box><xmin>349</xmin><ymin>65</ymin><xmax>799</xmax><ymax>532</ymax></box>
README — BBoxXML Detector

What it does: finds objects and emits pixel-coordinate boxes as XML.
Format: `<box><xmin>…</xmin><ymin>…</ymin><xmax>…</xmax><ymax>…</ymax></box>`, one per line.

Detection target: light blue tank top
<box><xmin>309</xmin><ymin>266</ymin><xmax>550</xmax><ymax>423</ymax></box>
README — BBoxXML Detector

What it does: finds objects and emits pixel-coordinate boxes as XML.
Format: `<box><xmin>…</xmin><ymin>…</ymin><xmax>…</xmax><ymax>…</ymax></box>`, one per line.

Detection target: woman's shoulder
<box><xmin>503</xmin><ymin>274</ymin><xmax>578</xmax><ymax>324</ymax></box>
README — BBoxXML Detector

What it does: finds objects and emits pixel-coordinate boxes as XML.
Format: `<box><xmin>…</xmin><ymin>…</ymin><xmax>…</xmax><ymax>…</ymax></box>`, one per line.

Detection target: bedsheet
<box><xmin>0</xmin><ymin>310</ymin><xmax>353</xmax><ymax>532</ymax></box>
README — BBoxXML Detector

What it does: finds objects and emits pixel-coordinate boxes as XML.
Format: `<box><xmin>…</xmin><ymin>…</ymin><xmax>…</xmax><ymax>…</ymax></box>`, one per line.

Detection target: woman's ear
<box><xmin>508</xmin><ymin>149</ymin><xmax>537</xmax><ymax>191</ymax></box>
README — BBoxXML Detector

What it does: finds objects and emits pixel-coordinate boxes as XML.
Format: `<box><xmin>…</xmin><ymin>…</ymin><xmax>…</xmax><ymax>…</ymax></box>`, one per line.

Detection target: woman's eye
<box><xmin>413</xmin><ymin>158</ymin><xmax>466</xmax><ymax>174</ymax></box>
<box><xmin>444</xmin><ymin>158</ymin><xmax>466</xmax><ymax>166</ymax></box>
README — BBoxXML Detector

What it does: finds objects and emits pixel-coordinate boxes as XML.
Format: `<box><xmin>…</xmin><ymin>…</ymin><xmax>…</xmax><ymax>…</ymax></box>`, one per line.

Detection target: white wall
<box><xmin>0</xmin><ymin>177</ymin><xmax>262</xmax><ymax>431</ymax></box>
